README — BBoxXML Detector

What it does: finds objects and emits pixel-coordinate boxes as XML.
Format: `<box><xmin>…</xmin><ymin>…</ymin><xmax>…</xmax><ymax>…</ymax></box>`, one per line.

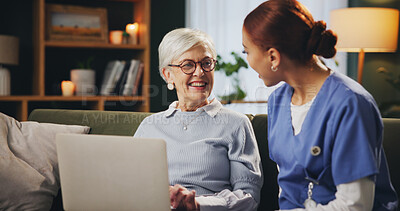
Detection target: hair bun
<box><xmin>312</xmin><ymin>21</ymin><xmax>327</xmax><ymax>35</ymax></box>
<box><xmin>306</xmin><ymin>21</ymin><xmax>337</xmax><ymax>58</ymax></box>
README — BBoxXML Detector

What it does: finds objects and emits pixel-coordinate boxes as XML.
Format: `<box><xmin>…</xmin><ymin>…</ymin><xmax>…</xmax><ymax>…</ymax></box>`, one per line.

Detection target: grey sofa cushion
<box><xmin>0</xmin><ymin>112</ymin><xmax>89</xmax><ymax>211</ymax></box>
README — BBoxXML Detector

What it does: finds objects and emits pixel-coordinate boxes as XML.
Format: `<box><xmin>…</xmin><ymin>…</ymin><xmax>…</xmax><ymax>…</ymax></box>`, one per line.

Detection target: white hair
<box><xmin>158</xmin><ymin>28</ymin><xmax>217</xmax><ymax>82</ymax></box>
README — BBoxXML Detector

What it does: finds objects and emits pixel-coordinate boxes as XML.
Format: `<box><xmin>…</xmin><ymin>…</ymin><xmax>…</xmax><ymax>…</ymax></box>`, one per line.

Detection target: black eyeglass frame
<box><xmin>168</xmin><ymin>58</ymin><xmax>217</xmax><ymax>75</ymax></box>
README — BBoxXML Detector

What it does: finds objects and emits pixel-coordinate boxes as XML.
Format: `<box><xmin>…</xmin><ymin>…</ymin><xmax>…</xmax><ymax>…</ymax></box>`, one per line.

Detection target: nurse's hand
<box><xmin>169</xmin><ymin>184</ymin><xmax>200</xmax><ymax>211</ymax></box>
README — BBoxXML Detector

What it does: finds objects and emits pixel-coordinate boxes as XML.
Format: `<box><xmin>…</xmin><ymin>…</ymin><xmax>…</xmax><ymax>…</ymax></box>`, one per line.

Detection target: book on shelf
<box><xmin>99</xmin><ymin>60</ymin><xmax>125</xmax><ymax>95</ymax></box>
<box><xmin>113</xmin><ymin>60</ymin><xmax>133</xmax><ymax>95</ymax></box>
<box><xmin>122</xmin><ymin>60</ymin><xmax>142</xmax><ymax>96</ymax></box>
<box><xmin>104</xmin><ymin>59</ymin><xmax>141</xmax><ymax>96</ymax></box>
<box><xmin>100</xmin><ymin>59</ymin><xmax>144</xmax><ymax>96</ymax></box>
<box><xmin>131</xmin><ymin>62</ymin><xmax>144</xmax><ymax>96</ymax></box>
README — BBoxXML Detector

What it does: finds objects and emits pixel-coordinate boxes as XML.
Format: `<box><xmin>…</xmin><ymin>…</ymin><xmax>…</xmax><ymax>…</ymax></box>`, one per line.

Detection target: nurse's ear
<box><xmin>267</xmin><ymin>48</ymin><xmax>281</xmax><ymax>69</ymax></box>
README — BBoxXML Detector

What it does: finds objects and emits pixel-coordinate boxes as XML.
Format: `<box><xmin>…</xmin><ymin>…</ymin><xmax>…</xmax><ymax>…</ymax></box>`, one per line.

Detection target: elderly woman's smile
<box><xmin>188</xmin><ymin>81</ymin><xmax>207</xmax><ymax>88</ymax></box>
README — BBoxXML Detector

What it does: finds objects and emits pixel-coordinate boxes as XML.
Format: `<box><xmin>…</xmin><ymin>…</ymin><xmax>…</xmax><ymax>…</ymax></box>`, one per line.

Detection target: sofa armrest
<box><xmin>252</xmin><ymin>114</ymin><xmax>279</xmax><ymax>211</ymax></box>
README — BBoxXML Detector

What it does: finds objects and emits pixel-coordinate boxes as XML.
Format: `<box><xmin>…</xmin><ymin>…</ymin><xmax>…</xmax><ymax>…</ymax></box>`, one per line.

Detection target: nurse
<box><xmin>242</xmin><ymin>0</ymin><xmax>398</xmax><ymax>210</ymax></box>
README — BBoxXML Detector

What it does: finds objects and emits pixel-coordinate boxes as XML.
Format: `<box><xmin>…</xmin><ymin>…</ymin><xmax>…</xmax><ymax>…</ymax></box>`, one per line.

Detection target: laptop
<box><xmin>56</xmin><ymin>133</ymin><xmax>171</xmax><ymax>211</ymax></box>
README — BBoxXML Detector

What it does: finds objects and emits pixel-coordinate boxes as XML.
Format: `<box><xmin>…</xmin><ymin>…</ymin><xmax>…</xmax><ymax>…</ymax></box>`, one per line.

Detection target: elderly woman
<box><xmin>133</xmin><ymin>28</ymin><xmax>263</xmax><ymax>211</ymax></box>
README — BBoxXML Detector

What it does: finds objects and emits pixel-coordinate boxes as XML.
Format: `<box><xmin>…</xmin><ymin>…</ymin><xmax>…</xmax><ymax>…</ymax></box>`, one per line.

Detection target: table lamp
<box><xmin>0</xmin><ymin>35</ymin><xmax>19</xmax><ymax>96</ymax></box>
<box><xmin>330</xmin><ymin>7</ymin><xmax>399</xmax><ymax>84</ymax></box>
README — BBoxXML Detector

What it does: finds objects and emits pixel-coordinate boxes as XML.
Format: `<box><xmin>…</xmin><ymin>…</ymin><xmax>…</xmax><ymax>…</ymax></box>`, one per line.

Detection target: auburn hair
<box><xmin>243</xmin><ymin>0</ymin><xmax>337</xmax><ymax>64</ymax></box>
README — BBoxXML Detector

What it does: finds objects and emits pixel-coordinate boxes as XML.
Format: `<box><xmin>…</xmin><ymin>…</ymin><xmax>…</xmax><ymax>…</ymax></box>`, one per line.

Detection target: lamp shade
<box><xmin>0</xmin><ymin>35</ymin><xmax>19</xmax><ymax>65</ymax></box>
<box><xmin>330</xmin><ymin>7</ymin><xmax>399</xmax><ymax>52</ymax></box>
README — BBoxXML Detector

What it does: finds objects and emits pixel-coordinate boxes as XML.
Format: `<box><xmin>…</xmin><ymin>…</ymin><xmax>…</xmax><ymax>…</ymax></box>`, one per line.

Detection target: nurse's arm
<box><xmin>279</xmin><ymin>177</ymin><xmax>375</xmax><ymax>211</ymax></box>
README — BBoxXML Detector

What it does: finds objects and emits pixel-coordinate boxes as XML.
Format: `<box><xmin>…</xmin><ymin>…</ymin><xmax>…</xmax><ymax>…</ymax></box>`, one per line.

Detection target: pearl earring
<box><xmin>271</xmin><ymin>65</ymin><xmax>278</xmax><ymax>72</ymax></box>
<box><xmin>167</xmin><ymin>83</ymin><xmax>174</xmax><ymax>90</ymax></box>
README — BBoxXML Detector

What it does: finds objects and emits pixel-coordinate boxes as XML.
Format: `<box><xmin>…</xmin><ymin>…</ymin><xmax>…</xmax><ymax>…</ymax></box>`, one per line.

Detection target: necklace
<box><xmin>181</xmin><ymin>111</ymin><xmax>203</xmax><ymax>130</ymax></box>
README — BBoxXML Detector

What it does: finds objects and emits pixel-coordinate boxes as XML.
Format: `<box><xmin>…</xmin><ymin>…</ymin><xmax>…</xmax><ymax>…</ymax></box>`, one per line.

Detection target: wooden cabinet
<box><xmin>0</xmin><ymin>0</ymin><xmax>150</xmax><ymax>121</ymax></box>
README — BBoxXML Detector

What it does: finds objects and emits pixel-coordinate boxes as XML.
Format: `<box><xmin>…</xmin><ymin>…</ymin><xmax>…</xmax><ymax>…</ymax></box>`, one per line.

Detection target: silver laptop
<box><xmin>56</xmin><ymin>133</ymin><xmax>171</xmax><ymax>211</ymax></box>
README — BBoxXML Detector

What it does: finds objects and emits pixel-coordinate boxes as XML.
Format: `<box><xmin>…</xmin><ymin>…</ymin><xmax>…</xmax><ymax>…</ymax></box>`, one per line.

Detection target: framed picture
<box><xmin>46</xmin><ymin>4</ymin><xmax>108</xmax><ymax>42</ymax></box>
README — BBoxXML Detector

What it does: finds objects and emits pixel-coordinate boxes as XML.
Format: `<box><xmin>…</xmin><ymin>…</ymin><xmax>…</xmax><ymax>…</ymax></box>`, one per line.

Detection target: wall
<box><xmin>149</xmin><ymin>0</ymin><xmax>185</xmax><ymax>112</ymax></box>
<box><xmin>349</xmin><ymin>0</ymin><xmax>400</xmax><ymax>112</ymax></box>
<box><xmin>0</xmin><ymin>1</ymin><xmax>33</xmax><ymax>95</ymax></box>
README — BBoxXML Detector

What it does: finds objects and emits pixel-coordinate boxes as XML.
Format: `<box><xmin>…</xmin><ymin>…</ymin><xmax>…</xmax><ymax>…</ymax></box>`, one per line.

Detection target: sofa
<box><xmin>28</xmin><ymin>109</ymin><xmax>400</xmax><ymax>211</ymax></box>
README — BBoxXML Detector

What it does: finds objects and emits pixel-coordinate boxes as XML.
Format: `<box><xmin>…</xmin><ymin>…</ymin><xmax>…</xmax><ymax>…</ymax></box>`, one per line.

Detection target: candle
<box><xmin>109</xmin><ymin>30</ymin><xmax>123</xmax><ymax>44</ymax></box>
<box><xmin>125</xmin><ymin>23</ymin><xmax>139</xmax><ymax>44</ymax></box>
<box><xmin>61</xmin><ymin>81</ymin><xmax>75</xmax><ymax>96</ymax></box>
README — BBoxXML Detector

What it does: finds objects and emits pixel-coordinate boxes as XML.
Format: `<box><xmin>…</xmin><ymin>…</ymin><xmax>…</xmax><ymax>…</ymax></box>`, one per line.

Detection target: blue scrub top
<box><xmin>268</xmin><ymin>71</ymin><xmax>398</xmax><ymax>210</ymax></box>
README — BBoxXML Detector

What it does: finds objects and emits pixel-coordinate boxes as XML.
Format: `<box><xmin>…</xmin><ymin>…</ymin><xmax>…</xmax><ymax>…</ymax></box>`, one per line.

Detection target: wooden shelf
<box><xmin>0</xmin><ymin>95</ymin><xmax>146</xmax><ymax>101</ymax></box>
<box><xmin>0</xmin><ymin>95</ymin><xmax>148</xmax><ymax>121</ymax></box>
<box><xmin>0</xmin><ymin>0</ymin><xmax>151</xmax><ymax>121</ymax></box>
<box><xmin>45</xmin><ymin>41</ymin><xmax>147</xmax><ymax>49</ymax></box>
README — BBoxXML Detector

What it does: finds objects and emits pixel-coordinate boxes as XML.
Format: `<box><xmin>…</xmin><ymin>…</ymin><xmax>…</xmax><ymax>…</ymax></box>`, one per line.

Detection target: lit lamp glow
<box><xmin>0</xmin><ymin>35</ymin><xmax>19</xmax><ymax>96</ymax></box>
<box><xmin>126</xmin><ymin>23</ymin><xmax>139</xmax><ymax>44</ymax></box>
<box><xmin>61</xmin><ymin>80</ymin><xmax>75</xmax><ymax>96</ymax></box>
<box><xmin>330</xmin><ymin>7</ymin><xmax>399</xmax><ymax>84</ymax></box>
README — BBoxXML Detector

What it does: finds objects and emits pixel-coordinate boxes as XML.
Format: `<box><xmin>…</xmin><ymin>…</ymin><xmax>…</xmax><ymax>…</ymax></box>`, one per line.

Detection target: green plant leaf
<box><xmin>218</xmin><ymin>90</ymin><xmax>246</xmax><ymax>101</ymax></box>
<box><xmin>215</xmin><ymin>51</ymin><xmax>248</xmax><ymax>76</ymax></box>
<box><xmin>76</xmin><ymin>56</ymin><xmax>95</xmax><ymax>69</ymax></box>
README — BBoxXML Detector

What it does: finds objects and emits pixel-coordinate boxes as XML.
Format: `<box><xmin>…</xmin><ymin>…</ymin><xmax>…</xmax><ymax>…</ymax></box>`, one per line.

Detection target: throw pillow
<box><xmin>0</xmin><ymin>112</ymin><xmax>90</xmax><ymax>211</ymax></box>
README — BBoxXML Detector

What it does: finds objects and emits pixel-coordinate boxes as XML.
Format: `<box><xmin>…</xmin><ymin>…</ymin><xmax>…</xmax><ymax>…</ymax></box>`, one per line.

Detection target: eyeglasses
<box><xmin>168</xmin><ymin>58</ymin><xmax>217</xmax><ymax>75</ymax></box>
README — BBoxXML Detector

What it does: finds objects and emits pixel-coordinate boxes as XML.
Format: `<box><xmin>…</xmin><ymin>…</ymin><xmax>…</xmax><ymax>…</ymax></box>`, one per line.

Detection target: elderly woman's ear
<box><xmin>162</xmin><ymin>68</ymin><xmax>175</xmax><ymax>90</ymax></box>
<box><xmin>162</xmin><ymin>68</ymin><xmax>170</xmax><ymax>80</ymax></box>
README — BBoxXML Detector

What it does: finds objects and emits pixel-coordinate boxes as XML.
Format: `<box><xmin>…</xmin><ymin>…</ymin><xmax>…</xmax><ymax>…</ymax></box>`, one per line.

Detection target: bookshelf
<box><xmin>0</xmin><ymin>0</ymin><xmax>150</xmax><ymax>121</ymax></box>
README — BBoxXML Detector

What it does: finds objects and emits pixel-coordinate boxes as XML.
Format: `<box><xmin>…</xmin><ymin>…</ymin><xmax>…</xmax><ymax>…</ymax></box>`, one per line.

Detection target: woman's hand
<box><xmin>169</xmin><ymin>184</ymin><xmax>200</xmax><ymax>210</ymax></box>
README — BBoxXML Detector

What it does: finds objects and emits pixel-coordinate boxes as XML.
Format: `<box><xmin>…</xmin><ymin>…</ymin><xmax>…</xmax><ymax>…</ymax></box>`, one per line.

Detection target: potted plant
<box><xmin>215</xmin><ymin>52</ymin><xmax>248</xmax><ymax>102</ymax></box>
<box><xmin>70</xmin><ymin>56</ymin><xmax>96</xmax><ymax>96</ymax></box>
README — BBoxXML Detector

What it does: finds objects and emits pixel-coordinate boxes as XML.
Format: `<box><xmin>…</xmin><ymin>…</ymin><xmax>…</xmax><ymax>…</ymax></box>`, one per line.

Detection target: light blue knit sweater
<box><xmin>134</xmin><ymin>99</ymin><xmax>263</xmax><ymax>210</ymax></box>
